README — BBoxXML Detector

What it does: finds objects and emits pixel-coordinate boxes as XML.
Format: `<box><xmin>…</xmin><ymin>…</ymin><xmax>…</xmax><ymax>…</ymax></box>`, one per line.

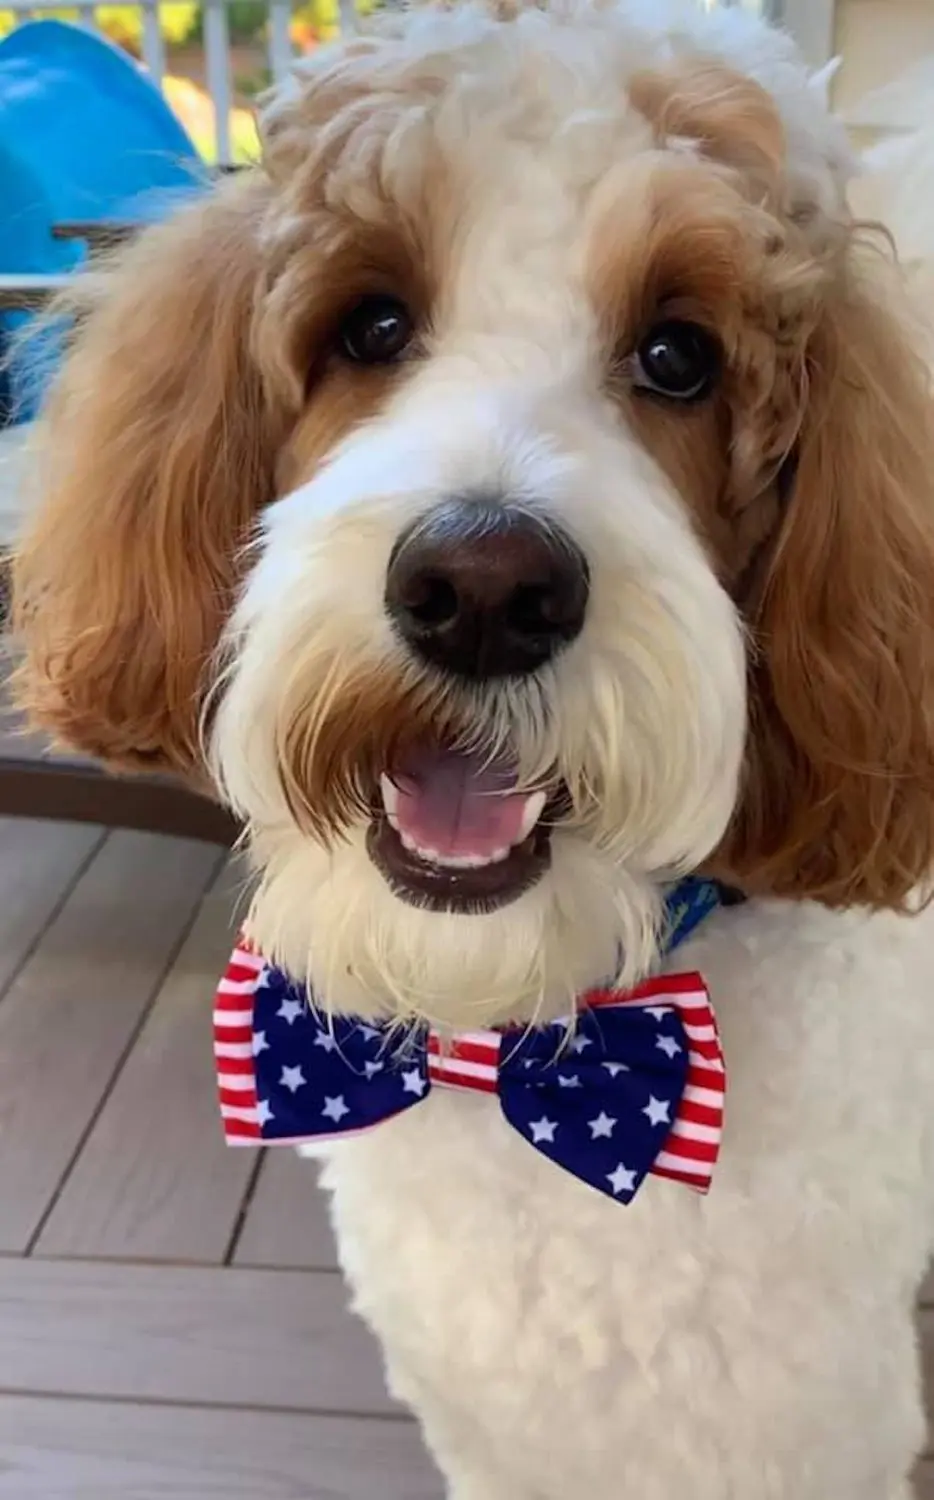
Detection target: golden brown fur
<box><xmin>13</xmin><ymin>176</ymin><xmax>412</xmax><ymax>775</ymax></box>
<box><xmin>715</xmin><ymin>265</ymin><xmax>934</xmax><ymax>907</ymax></box>
<box><xmin>13</xmin><ymin>179</ymin><xmax>282</xmax><ymax>775</ymax></box>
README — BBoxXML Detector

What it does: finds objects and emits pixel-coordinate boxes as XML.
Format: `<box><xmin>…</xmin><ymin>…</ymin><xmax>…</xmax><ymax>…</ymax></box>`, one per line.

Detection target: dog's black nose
<box><xmin>385</xmin><ymin>499</ymin><xmax>589</xmax><ymax>680</ymax></box>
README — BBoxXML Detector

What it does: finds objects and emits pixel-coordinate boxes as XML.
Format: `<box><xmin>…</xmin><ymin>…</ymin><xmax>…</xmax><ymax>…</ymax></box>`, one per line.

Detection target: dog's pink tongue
<box><xmin>392</xmin><ymin>749</ymin><xmax>531</xmax><ymax>860</ymax></box>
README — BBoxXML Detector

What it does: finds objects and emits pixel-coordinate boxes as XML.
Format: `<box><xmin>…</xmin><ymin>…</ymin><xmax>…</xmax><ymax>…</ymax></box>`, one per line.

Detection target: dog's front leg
<box><xmin>416</xmin><ymin>1414</ymin><xmax>540</xmax><ymax>1500</ymax></box>
<box><xmin>410</xmin><ymin>1404</ymin><xmax>540</xmax><ymax>1500</ymax></box>
<box><xmin>446</xmin><ymin>1475</ymin><xmax>539</xmax><ymax>1500</ymax></box>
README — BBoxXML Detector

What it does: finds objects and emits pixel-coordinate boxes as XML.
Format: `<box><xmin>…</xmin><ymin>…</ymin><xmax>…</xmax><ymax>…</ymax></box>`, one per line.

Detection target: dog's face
<box><xmin>15</xmin><ymin>1</ymin><xmax>934</xmax><ymax>1027</ymax></box>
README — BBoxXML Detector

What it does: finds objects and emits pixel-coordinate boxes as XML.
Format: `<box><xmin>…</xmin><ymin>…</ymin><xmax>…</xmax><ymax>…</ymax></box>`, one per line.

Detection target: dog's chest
<box><xmin>314</xmin><ymin>900</ymin><xmax>934</xmax><ymax>1495</ymax></box>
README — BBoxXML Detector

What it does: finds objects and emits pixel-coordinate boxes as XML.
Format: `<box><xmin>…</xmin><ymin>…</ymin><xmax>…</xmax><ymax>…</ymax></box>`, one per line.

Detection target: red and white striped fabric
<box><xmin>590</xmin><ymin>973</ymin><xmax>726</xmax><ymax>1192</ymax></box>
<box><xmin>214</xmin><ymin>942</ymin><xmax>266</xmax><ymax>1143</ymax></box>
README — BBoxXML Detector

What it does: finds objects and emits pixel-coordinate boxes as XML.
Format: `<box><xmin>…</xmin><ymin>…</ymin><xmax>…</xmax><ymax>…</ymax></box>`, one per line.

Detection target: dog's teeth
<box><xmin>517</xmin><ymin>791</ymin><xmax>547</xmax><ymax>844</ymax></box>
<box><xmin>379</xmin><ymin>775</ymin><xmax>399</xmax><ymax>818</ymax></box>
<box><xmin>398</xmin><ymin>842</ymin><xmax>523</xmax><ymax>872</ymax></box>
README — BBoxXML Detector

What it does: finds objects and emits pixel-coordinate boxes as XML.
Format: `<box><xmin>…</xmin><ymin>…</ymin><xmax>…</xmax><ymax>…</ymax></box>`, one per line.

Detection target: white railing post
<box><xmin>337</xmin><ymin>0</ymin><xmax>357</xmax><ymax>37</ymax></box>
<box><xmin>203</xmin><ymin>0</ymin><xmax>234</xmax><ymax>166</ymax></box>
<box><xmin>140</xmin><ymin>0</ymin><xmax>166</xmax><ymax>91</ymax></box>
<box><xmin>267</xmin><ymin>0</ymin><xmax>293</xmax><ymax>84</ymax></box>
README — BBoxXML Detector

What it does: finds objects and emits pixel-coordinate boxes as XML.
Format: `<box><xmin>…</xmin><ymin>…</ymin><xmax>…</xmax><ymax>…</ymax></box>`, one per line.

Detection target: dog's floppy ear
<box><xmin>13</xmin><ymin>177</ymin><xmax>285</xmax><ymax>777</ymax></box>
<box><xmin>718</xmin><ymin>253</ymin><xmax>934</xmax><ymax>907</ymax></box>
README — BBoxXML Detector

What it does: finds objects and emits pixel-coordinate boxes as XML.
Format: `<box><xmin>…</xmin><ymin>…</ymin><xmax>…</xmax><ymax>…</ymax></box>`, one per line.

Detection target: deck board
<box><xmin>0</xmin><ymin>816</ymin><xmax>103</xmax><ymax>996</ymax></box>
<box><xmin>922</xmin><ymin>1308</ymin><xmax>934</xmax><ymax>1446</ymax></box>
<box><xmin>234</xmin><ymin>1153</ymin><xmax>339</xmax><ymax>1271</ymax></box>
<box><xmin>37</xmin><ymin>864</ymin><xmax>253</xmax><ymax>1264</ymax></box>
<box><xmin>0</xmin><ymin>1395</ymin><xmax>442</xmax><ymax>1500</ymax></box>
<box><xmin>0</xmin><ymin>831</ymin><xmax>221</xmax><ymax>1252</ymax></box>
<box><xmin>0</xmin><ymin>1258</ymin><xmax>399</xmax><ymax>1416</ymax></box>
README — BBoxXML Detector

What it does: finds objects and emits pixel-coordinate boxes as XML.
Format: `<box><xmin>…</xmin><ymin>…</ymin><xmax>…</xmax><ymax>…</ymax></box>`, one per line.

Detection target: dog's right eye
<box><xmin>338</xmin><ymin>296</ymin><xmax>414</xmax><ymax>365</ymax></box>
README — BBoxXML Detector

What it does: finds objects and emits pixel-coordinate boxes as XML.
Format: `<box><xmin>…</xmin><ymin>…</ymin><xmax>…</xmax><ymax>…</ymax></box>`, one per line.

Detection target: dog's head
<box><xmin>15</xmin><ymin>0</ymin><xmax>934</xmax><ymax>1026</ymax></box>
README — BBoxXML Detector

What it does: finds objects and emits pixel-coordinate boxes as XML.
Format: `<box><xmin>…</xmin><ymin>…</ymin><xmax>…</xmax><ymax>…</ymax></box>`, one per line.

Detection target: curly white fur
<box><xmin>322</xmin><ymin>898</ymin><xmax>934</xmax><ymax>1500</ymax></box>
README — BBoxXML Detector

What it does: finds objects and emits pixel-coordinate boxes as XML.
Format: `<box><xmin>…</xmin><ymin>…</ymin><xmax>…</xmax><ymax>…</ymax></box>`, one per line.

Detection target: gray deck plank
<box><xmin>922</xmin><ymin>1307</ymin><xmax>934</xmax><ymax>1447</ymax></box>
<box><xmin>37</xmin><ymin>864</ymin><xmax>252</xmax><ymax>1264</ymax></box>
<box><xmin>0</xmin><ymin>832</ymin><xmax>221</xmax><ymax>1251</ymax></box>
<box><xmin>0</xmin><ymin>1395</ymin><xmax>441</xmax><ymax>1500</ymax></box>
<box><xmin>0</xmin><ymin>1258</ymin><xmax>399</xmax><ymax>1416</ymax></box>
<box><xmin>234</xmin><ymin>1153</ymin><xmax>339</xmax><ymax>1271</ymax></box>
<box><xmin>0</xmin><ymin>817</ymin><xmax>102</xmax><ymax>995</ymax></box>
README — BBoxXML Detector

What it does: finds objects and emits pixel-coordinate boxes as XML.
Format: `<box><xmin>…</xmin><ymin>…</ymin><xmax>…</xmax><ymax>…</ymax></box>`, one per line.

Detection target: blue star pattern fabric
<box><xmin>213</xmin><ymin>879</ymin><xmax>729</xmax><ymax>1204</ymax></box>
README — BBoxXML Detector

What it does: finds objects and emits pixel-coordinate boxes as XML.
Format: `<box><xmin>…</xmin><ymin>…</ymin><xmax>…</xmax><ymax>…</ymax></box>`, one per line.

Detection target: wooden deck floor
<box><xmin>0</xmin><ymin>818</ymin><xmax>442</xmax><ymax>1499</ymax></box>
<box><xmin>0</xmin><ymin>815</ymin><xmax>931</xmax><ymax>1497</ymax></box>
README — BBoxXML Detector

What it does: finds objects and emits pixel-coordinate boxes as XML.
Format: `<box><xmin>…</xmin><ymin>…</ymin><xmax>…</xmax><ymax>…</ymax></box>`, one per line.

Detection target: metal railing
<box><xmin>0</xmin><ymin>0</ymin><xmax>361</xmax><ymax>165</ymax></box>
<box><xmin>0</xmin><ymin>0</ymin><xmax>792</xmax><ymax>168</ymax></box>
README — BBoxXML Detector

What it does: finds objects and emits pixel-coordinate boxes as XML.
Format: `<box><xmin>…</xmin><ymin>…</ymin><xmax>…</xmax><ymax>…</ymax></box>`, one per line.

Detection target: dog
<box><xmin>13</xmin><ymin>1</ymin><xmax>934</xmax><ymax>1494</ymax></box>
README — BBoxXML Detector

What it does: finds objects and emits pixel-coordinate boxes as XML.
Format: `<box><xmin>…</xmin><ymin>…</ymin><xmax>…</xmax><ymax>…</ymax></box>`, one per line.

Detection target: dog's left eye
<box><xmin>631</xmin><ymin>320</ymin><xmax>721</xmax><ymax>402</ymax></box>
<box><xmin>338</xmin><ymin>296</ymin><xmax>415</xmax><ymax>365</ymax></box>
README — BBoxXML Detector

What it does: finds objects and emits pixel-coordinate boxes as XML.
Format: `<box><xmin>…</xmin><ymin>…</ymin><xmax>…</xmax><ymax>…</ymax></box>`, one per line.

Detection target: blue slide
<box><xmin>0</xmin><ymin>19</ymin><xmax>204</xmax><ymax>420</ymax></box>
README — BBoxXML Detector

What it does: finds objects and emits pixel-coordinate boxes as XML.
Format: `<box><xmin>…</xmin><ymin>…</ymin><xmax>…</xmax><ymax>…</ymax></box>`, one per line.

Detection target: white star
<box><xmin>256</xmin><ymin>969</ymin><xmax>275</xmax><ymax>988</ymax></box>
<box><xmin>321</xmin><ymin>1095</ymin><xmax>350</xmax><ymax>1124</ymax></box>
<box><xmin>602</xmin><ymin>1061</ymin><xmax>630</xmax><ymax>1077</ymax></box>
<box><xmin>588</xmin><ymin>1111</ymin><xmax>617</xmax><ymax>1139</ymax></box>
<box><xmin>252</xmin><ymin>1030</ymin><xmax>269</xmax><ymax>1057</ymax></box>
<box><xmin>607</xmin><ymin>1163</ymin><xmax>637</xmax><ymax>1197</ymax></box>
<box><xmin>277</xmin><ymin>997</ymin><xmax>304</xmax><ymax>1026</ymax></box>
<box><xmin>313</xmin><ymin>1029</ymin><xmax>338</xmax><ymax>1053</ymax></box>
<box><xmin>644</xmin><ymin>1005</ymin><xmax>672</xmax><ymax>1022</ymax></box>
<box><xmin>401</xmin><ymin>1067</ymin><xmax>427</xmax><ymax>1097</ymax></box>
<box><xmin>643</xmin><ymin>1095</ymin><xmax>671</xmax><ymax>1127</ymax></box>
<box><xmin>357</xmin><ymin>1024</ymin><xmax>380</xmax><ymax>1042</ymax></box>
<box><xmin>656</xmin><ymin>1033</ymin><xmax>682</xmax><ymax>1059</ymax></box>
<box><xmin>570</xmin><ymin>1034</ymin><xmax>593</xmax><ymax>1054</ymax></box>
<box><xmin>529</xmin><ymin>1116</ymin><xmax>557</xmax><ymax>1144</ymax></box>
<box><xmin>363</xmin><ymin>1060</ymin><xmax>384</xmax><ymax>1080</ymax></box>
<box><xmin>280</xmin><ymin>1065</ymin><xmax>306</xmax><ymax>1094</ymax></box>
<box><xmin>557</xmin><ymin>1074</ymin><xmax>581</xmax><ymax>1089</ymax></box>
<box><xmin>256</xmin><ymin>1098</ymin><xmax>273</xmax><ymax>1126</ymax></box>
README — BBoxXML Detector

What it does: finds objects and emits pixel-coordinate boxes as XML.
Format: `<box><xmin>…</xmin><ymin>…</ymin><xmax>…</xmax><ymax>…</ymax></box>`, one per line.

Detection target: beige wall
<box><xmin>834</xmin><ymin>0</ymin><xmax>934</xmax><ymax>130</ymax></box>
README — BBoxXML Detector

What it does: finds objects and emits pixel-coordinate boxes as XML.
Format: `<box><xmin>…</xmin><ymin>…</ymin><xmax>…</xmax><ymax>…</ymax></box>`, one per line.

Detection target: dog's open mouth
<box><xmin>366</xmin><ymin>745</ymin><xmax>554</xmax><ymax>912</ymax></box>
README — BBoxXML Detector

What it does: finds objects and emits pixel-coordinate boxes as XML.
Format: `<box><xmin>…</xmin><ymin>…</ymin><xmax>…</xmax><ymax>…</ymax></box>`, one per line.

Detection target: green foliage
<box><xmin>225</xmin><ymin>1</ymin><xmax>269</xmax><ymax>40</ymax></box>
<box><xmin>100</xmin><ymin>4</ymin><xmax>199</xmax><ymax>47</ymax></box>
<box><xmin>0</xmin><ymin>0</ymin><xmax>378</xmax><ymax>51</ymax></box>
<box><xmin>0</xmin><ymin>5</ymin><xmax>199</xmax><ymax>48</ymax></box>
<box><xmin>185</xmin><ymin>1</ymin><xmax>267</xmax><ymax>45</ymax></box>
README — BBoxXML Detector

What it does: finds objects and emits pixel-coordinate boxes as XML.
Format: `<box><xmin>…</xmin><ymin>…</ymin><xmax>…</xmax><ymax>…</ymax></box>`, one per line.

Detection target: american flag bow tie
<box><xmin>214</xmin><ymin>945</ymin><xmax>726</xmax><ymax>1205</ymax></box>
